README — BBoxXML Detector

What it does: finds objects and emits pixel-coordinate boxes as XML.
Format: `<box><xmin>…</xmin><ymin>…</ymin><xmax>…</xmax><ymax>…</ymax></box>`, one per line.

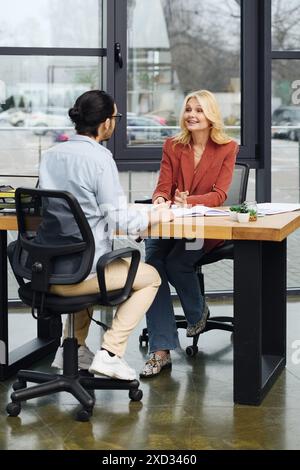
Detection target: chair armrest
<box><xmin>96</xmin><ymin>248</ymin><xmax>141</xmax><ymax>306</ymax></box>
<box><xmin>134</xmin><ymin>198</ymin><xmax>152</xmax><ymax>204</ymax></box>
<box><xmin>197</xmin><ymin>241</ymin><xmax>234</xmax><ymax>267</ymax></box>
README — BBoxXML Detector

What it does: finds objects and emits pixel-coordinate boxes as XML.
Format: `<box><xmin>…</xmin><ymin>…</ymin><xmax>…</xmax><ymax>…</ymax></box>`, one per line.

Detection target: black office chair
<box><xmin>136</xmin><ymin>162</ymin><xmax>250</xmax><ymax>356</ymax></box>
<box><xmin>6</xmin><ymin>187</ymin><xmax>143</xmax><ymax>422</ymax></box>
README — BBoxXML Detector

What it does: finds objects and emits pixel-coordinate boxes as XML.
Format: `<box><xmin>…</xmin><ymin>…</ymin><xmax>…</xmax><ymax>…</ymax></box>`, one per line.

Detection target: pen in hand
<box><xmin>174</xmin><ymin>189</ymin><xmax>189</xmax><ymax>207</ymax></box>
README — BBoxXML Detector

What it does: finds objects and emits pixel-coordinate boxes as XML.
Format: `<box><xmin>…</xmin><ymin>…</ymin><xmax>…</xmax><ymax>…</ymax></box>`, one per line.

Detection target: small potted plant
<box><xmin>249</xmin><ymin>209</ymin><xmax>257</xmax><ymax>222</ymax></box>
<box><xmin>236</xmin><ymin>202</ymin><xmax>250</xmax><ymax>223</ymax></box>
<box><xmin>229</xmin><ymin>205</ymin><xmax>240</xmax><ymax>221</ymax></box>
<box><xmin>245</xmin><ymin>201</ymin><xmax>258</xmax><ymax>221</ymax></box>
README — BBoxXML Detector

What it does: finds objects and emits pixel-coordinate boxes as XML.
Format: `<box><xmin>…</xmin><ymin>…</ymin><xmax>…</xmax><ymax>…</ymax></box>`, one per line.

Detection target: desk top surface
<box><xmin>0</xmin><ymin>215</ymin><xmax>18</xmax><ymax>231</ymax></box>
<box><xmin>1</xmin><ymin>210</ymin><xmax>300</xmax><ymax>242</ymax></box>
<box><xmin>140</xmin><ymin>210</ymin><xmax>300</xmax><ymax>241</ymax></box>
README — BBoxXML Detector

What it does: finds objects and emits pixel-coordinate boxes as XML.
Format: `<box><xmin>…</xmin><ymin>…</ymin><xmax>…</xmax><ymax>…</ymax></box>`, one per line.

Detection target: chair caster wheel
<box><xmin>139</xmin><ymin>334</ymin><xmax>149</xmax><ymax>347</ymax></box>
<box><xmin>186</xmin><ymin>345</ymin><xmax>198</xmax><ymax>357</ymax></box>
<box><xmin>13</xmin><ymin>380</ymin><xmax>27</xmax><ymax>391</ymax></box>
<box><xmin>6</xmin><ymin>401</ymin><xmax>21</xmax><ymax>417</ymax></box>
<box><xmin>76</xmin><ymin>407</ymin><xmax>93</xmax><ymax>422</ymax></box>
<box><xmin>129</xmin><ymin>389</ymin><xmax>143</xmax><ymax>401</ymax></box>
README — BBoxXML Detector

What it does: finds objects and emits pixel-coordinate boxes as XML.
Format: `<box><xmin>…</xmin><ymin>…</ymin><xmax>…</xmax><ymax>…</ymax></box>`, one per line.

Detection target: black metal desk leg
<box><xmin>0</xmin><ymin>229</ymin><xmax>60</xmax><ymax>380</ymax></box>
<box><xmin>233</xmin><ymin>239</ymin><xmax>287</xmax><ymax>405</ymax></box>
<box><xmin>261</xmin><ymin>240</ymin><xmax>286</xmax><ymax>360</ymax></box>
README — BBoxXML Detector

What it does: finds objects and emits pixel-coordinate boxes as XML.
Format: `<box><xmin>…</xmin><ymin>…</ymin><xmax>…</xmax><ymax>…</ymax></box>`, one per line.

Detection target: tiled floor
<box><xmin>1</xmin><ymin>298</ymin><xmax>300</xmax><ymax>450</ymax></box>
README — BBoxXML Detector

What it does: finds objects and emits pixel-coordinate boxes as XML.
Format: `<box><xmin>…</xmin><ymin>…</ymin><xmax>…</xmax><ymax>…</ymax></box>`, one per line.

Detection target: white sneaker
<box><xmin>89</xmin><ymin>350</ymin><xmax>136</xmax><ymax>381</ymax></box>
<box><xmin>51</xmin><ymin>344</ymin><xmax>94</xmax><ymax>370</ymax></box>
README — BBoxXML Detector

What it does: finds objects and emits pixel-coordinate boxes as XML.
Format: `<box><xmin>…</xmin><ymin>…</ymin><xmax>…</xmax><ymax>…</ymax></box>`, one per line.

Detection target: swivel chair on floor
<box><xmin>6</xmin><ymin>187</ymin><xmax>142</xmax><ymax>422</ymax></box>
<box><xmin>136</xmin><ymin>162</ymin><xmax>250</xmax><ymax>356</ymax></box>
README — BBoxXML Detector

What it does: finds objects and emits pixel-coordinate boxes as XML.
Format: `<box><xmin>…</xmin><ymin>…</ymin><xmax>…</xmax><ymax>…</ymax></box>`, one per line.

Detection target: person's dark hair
<box><xmin>68</xmin><ymin>90</ymin><xmax>115</xmax><ymax>137</ymax></box>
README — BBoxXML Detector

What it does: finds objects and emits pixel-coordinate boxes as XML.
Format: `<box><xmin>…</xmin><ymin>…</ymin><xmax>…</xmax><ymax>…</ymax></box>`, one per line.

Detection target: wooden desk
<box><xmin>0</xmin><ymin>215</ymin><xmax>59</xmax><ymax>380</ymax></box>
<box><xmin>141</xmin><ymin>210</ymin><xmax>300</xmax><ymax>405</ymax></box>
<box><xmin>2</xmin><ymin>211</ymin><xmax>300</xmax><ymax>404</ymax></box>
<box><xmin>142</xmin><ymin>210</ymin><xmax>300</xmax><ymax>242</ymax></box>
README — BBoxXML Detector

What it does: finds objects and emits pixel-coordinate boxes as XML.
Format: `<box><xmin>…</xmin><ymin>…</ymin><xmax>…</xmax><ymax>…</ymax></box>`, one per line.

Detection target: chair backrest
<box><xmin>11</xmin><ymin>187</ymin><xmax>95</xmax><ymax>294</ymax></box>
<box><xmin>135</xmin><ymin>162</ymin><xmax>250</xmax><ymax>206</ymax></box>
<box><xmin>225</xmin><ymin>162</ymin><xmax>249</xmax><ymax>206</ymax></box>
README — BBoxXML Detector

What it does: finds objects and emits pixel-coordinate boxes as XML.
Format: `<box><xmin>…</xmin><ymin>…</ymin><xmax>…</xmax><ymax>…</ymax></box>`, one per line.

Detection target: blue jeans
<box><xmin>145</xmin><ymin>238</ymin><xmax>206</xmax><ymax>353</ymax></box>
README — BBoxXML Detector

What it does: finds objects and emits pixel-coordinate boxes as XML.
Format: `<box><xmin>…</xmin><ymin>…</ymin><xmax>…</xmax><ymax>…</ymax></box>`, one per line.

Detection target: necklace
<box><xmin>194</xmin><ymin>144</ymin><xmax>205</xmax><ymax>159</ymax></box>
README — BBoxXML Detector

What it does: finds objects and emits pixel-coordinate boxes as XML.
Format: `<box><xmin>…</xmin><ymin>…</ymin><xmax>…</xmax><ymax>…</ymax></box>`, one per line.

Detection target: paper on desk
<box><xmin>0</xmin><ymin>208</ymin><xmax>16</xmax><ymax>213</ymax></box>
<box><xmin>257</xmin><ymin>203</ymin><xmax>300</xmax><ymax>215</ymax></box>
<box><xmin>171</xmin><ymin>205</ymin><xmax>229</xmax><ymax>217</ymax></box>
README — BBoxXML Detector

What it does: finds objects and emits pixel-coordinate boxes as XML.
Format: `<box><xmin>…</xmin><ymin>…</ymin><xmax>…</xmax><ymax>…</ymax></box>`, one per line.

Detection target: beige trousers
<box><xmin>50</xmin><ymin>258</ymin><xmax>161</xmax><ymax>357</ymax></box>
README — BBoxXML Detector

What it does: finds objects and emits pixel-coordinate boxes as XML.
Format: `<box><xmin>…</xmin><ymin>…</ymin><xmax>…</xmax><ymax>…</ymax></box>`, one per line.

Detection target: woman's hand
<box><xmin>153</xmin><ymin>196</ymin><xmax>166</xmax><ymax>205</ymax></box>
<box><xmin>149</xmin><ymin>201</ymin><xmax>174</xmax><ymax>225</ymax></box>
<box><xmin>174</xmin><ymin>189</ymin><xmax>189</xmax><ymax>207</ymax></box>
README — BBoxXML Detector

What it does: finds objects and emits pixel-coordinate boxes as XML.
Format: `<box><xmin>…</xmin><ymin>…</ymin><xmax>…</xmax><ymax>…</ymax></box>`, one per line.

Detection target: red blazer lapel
<box><xmin>179</xmin><ymin>146</ymin><xmax>194</xmax><ymax>192</ymax></box>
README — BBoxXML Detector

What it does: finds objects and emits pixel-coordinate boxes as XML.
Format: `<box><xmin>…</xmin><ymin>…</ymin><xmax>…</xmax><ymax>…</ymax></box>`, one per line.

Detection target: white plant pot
<box><xmin>229</xmin><ymin>210</ymin><xmax>238</xmax><ymax>221</ymax></box>
<box><xmin>237</xmin><ymin>212</ymin><xmax>250</xmax><ymax>223</ymax></box>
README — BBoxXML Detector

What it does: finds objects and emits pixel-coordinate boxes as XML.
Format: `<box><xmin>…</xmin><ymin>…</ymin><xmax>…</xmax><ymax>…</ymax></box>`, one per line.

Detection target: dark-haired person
<box><xmin>39</xmin><ymin>90</ymin><xmax>173</xmax><ymax>381</ymax></box>
<box><xmin>140</xmin><ymin>90</ymin><xmax>239</xmax><ymax>378</ymax></box>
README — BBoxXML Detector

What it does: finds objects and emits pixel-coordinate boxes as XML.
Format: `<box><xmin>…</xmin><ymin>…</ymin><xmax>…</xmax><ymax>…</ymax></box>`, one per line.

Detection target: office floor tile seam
<box><xmin>2</xmin><ymin>300</ymin><xmax>300</xmax><ymax>450</ymax></box>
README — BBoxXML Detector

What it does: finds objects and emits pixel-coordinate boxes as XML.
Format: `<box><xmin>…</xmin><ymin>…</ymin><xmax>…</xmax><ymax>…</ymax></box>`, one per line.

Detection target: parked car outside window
<box><xmin>26</xmin><ymin>107</ymin><xmax>71</xmax><ymax>135</ymax></box>
<box><xmin>272</xmin><ymin>106</ymin><xmax>300</xmax><ymax>141</ymax></box>
<box><xmin>127</xmin><ymin>113</ymin><xmax>173</xmax><ymax>145</ymax></box>
<box><xmin>0</xmin><ymin>108</ymin><xmax>28</xmax><ymax>127</ymax></box>
<box><xmin>7</xmin><ymin>107</ymin><xmax>71</xmax><ymax>135</ymax></box>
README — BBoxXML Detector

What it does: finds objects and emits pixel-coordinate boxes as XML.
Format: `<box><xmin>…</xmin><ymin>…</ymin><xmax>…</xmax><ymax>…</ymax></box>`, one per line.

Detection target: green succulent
<box><xmin>229</xmin><ymin>205</ymin><xmax>241</xmax><ymax>212</ymax></box>
<box><xmin>239</xmin><ymin>202</ymin><xmax>249</xmax><ymax>214</ymax></box>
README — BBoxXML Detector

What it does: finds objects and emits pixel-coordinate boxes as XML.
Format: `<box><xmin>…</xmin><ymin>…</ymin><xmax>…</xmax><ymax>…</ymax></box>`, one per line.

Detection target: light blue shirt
<box><xmin>39</xmin><ymin>134</ymin><xmax>149</xmax><ymax>273</ymax></box>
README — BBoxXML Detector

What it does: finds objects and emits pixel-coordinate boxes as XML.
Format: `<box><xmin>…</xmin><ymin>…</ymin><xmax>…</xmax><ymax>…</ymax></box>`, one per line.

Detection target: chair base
<box><xmin>7</xmin><ymin>370</ymin><xmax>142</xmax><ymax>422</ymax></box>
<box><xmin>6</xmin><ymin>338</ymin><xmax>142</xmax><ymax>422</ymax></box>
<box><xmin>139</xmin><ymin>315</ymin><xmax>234</xmax><ymax>358</ymax></box>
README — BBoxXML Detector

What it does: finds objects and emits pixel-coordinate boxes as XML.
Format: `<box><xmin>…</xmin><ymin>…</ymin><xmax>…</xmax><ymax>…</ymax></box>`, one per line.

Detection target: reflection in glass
<box><xmin>272</xmin><ymin>60</ymin><xmax>300</xmax><ymax>148</ymax></box>
<box><xmin>272</xmin><ymin>60</ymin><xmax>300</xmax><ymax>289</ymax></box>
<box><xmin>127</xmin><ymin>0</ymin><xmax>241</xmax><ymax>146</ymax></box>
<box><xmin>0</xmin><ymin>0</ymin><xmax>103</xmax><ymax>48</ymax></box>
<box><xmin>272</xmin><ymin>0</ymin><xmax>300</xmax><ymax>51</ymax></box>
<box><xmin>0</xmin><ymin>55</ymin><xmax>103</xmax><ymax>176</ymax></box>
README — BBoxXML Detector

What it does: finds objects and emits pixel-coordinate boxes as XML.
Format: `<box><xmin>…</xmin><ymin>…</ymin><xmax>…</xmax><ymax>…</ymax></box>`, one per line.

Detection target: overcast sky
<box><xmin>1</xmin><ymin>0</ymin><xmax>299</xmax><ymax>50</ymax></box>
<box><xmin>130</xmin><ymin>0</ymin><xmax>169</xmax><ymax>48</ymax></box>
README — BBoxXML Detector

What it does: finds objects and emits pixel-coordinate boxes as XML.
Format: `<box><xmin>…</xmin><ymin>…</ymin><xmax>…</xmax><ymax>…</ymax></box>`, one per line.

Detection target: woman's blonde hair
<box><xmin>173</xmin><ymin>89</ymin><xmax>232</xmax><ymax>146</ymax></box>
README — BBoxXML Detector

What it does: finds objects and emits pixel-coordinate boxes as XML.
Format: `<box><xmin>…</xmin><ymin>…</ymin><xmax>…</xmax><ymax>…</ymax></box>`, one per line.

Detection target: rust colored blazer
<box><xmin>152</xmin><ymin>137</ymin><xmax>239</xmax><ymax>252</ymax></box>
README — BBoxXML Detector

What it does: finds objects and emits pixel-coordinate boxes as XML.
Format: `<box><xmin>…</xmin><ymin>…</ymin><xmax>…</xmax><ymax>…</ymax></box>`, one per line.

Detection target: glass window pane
<box><xmin>0</xmin><ymin>55</ymin><xmax>103</xmax><ymax>178</ymax></box>
<box><xmin>0</xmin><ymin>0</ymin><xmax>103</xmax><ymax>48</ymax></box>
<box><xmin>127</xmin><ymin>0</ymin><xmax>241</xmax><ymax>147</ymax></box>
<box><xmin>272</xmin><ymin>60</ymin><xmax>300</xmax><ymax>289</ymax></box>
<box><xmin>272</xmin><ymin>0</ymin><xmax>300</xmax><ymax>51</ymax></box>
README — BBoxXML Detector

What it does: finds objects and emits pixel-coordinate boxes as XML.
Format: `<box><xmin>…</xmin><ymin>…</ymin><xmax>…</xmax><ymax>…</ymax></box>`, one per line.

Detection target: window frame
<box><xmin>109</xmin><ymin>0</ymin><xmax>263</xmax><ymax>173</ymax></box>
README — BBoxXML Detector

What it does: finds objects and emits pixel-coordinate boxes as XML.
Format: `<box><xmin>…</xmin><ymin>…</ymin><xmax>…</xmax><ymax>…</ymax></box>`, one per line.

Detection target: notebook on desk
<box><xmin>171</xmin><ymin>205</ymin><xmax>229</xmax><ymax>218</ymax></box>
<box><xmin>257</xmin><ymin>203</ymin><xmax>300</xmax><ymax>215</ymax></box>
<box><xmin>0</xmin><ymin>207</ymin><xmax>16</xmax><ymax>213</ymax></box>
<box><xmin>0</xmin><ymin>185</ymin><xmax>16</xmax><ymax>210</ymax></box>
<box><xmin>0</xmin><ymin>186</ymin><xmax>33</xmax><ymax>212</ymax></box>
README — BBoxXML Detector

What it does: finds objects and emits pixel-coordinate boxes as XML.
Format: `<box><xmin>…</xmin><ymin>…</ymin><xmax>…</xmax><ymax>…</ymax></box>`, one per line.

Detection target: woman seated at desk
<box><xmin>140</xmin><ymin>89</ymin><xmax>239</xmax><ymax>378</ymax></box>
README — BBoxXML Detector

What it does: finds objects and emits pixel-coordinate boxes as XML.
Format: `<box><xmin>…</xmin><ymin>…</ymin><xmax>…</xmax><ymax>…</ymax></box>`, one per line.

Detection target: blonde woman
<box><xmin>140</xmin><ymin>90</ymin><xmax>239</xmax><ymax>378</ymax></box>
